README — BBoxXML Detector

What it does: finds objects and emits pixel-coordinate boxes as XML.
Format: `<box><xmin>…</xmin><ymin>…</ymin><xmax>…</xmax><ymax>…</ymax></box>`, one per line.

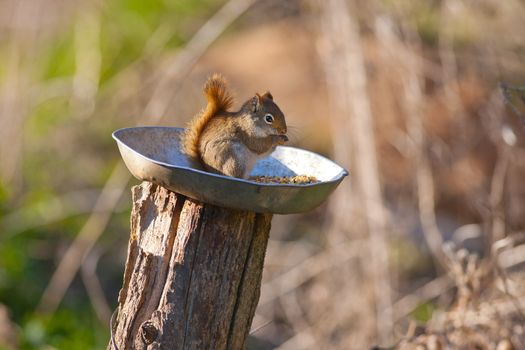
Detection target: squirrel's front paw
<box><xmin>274</xmin><ymin>135</ymin><xmax>288</xmax><ymax>145</ymax></box>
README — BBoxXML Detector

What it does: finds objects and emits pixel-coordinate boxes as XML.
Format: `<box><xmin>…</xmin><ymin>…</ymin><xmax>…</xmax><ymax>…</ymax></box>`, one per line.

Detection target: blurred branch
<box><xmin>30</xmin><ymin>78</ymin><xmax>73</xmax><ymax>105</ymax></box>
<box><xmin>480</xmin><ymin>84</ymin><xmax>517</xmax><ymax>251</ymax></box>
<box><xmin>276</xmin><ymin>274</ymin><xmax>366</xmax><ymax>350</ymax></box>
<box><xmin>438</xmin><ymin>0</ymin><xmax>466</xmax><ymax>137</ymax></box>
<box><xmin>279</xmin><ymin>292</ymin><xmax>319</xmax><ymax>350</ymax></box>
<box><xmin>142</xmin><ymin>0</ymin><xmax>258</xmax><ymax>119</ymax></box>
<box><xmin>392</xmin><ymin>275</ymin><xmax>453</xmax><ymax>320</ymax></box>
<box><xmin>375</xmin><ymin>16</ymin><xmax>448</xmax><ymax>269</ymax></box>
<box><xmin>489</xmin><ymin>146</ymin><xmax>511</xmax><ymax>242</ymax></box>
<box><xmin>276</xmin><ymin>326</ymin><xmax>317</xmax><ymax>350</ymax></box>
<box><xmin>317</xmin><ymin>0</ymin><xmax>394</xmax><ymax>344</ymax></box>
<box><xmin>71</xmin><ymin>2</ymin><xmax>101</xmax><ymax>119</ymax></box>
<box><xmin>497</xmin><ymin>235</ymin><xmax>525</xmax><ymax>268</ymax></box>
<box><xmin>0</xmin><ymin>1</ymin><xmax>35</xmax><ymax>188</ymax></box>
<box><xmin>249</xmin><ymin>315</ymin><xmax>272</xmax><ymax>335</ymax></box>
<box><xmin>36</xmin><ymin>162</ymin><xmax>129</xmax><ymax>314</ymax></box>
<box><xmin>500</xmin><ymin>82</ymin><xmax>525</xmax><ymax>127</ymax></box>
<box><xmin>36</xmin><ymin>0</ymin><xmax>259</xmax><ymax>316</ymax></box>
<box><xmin>0</xmin><ymin>189</ymin><xmax>126</xmax><ymax>239</ymax></box>
<box><xmin>102</xmin><ymin>0</ymin><xmax>257</xmax><ymax>116</ymax></box>
<box><xmin>259</xmin><ymin>239</ymin><xmax>363</xmax><ymax>306</ymax></box>
<box><xmin>478</xmin><ymin>88</ymin><xmax>513</xmax><ymax>246</ymax></box>
<box><xmin>81</xmin><ymin>248</ymin><xmax>112</xmax><ymax>326</ymax></box>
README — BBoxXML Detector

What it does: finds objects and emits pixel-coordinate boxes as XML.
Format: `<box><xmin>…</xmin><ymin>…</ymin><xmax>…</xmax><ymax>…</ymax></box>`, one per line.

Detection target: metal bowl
<box><xmin>113</xmin><ymin>127</ymin><xmax>348</xmax><ymax>214</ymax></box>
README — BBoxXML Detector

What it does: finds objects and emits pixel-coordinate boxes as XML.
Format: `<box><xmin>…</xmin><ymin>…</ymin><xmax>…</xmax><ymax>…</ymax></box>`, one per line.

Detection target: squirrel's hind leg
<box><xmin>201</xmin><ymin>139</ymin><xmax>248</xmax><ymax>179</ymax></box>
<box><xmin>221</xmin><ymin>157</ymin><xmax>246</xmax><ymax>179</ymax></box>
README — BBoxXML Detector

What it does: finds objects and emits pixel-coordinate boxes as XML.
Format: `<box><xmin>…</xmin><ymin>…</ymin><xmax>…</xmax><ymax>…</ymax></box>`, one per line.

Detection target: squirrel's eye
<box><xmin>264</xmin><ymin>114</ymin><xmax>274</xmax><ymax>124</ymax></box>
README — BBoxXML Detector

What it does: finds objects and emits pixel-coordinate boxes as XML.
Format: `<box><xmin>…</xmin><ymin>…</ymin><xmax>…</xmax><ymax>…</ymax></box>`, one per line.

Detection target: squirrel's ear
<box><xmin>252</xmin><ymin>93</ymin><xmax>263</xmax><ymax>112</ymax></box>
<box><xmin>262</xmin><ymin>91</ymin><xmax>273</xmax><ymax>100</ymax></box>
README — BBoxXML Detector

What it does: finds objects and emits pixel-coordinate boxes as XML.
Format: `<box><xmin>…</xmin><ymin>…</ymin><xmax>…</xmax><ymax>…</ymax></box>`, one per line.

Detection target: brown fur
<box><xmin>182</xmin><ymin>74</ymin><xmax>234</xmax><ymax>159</ymax></box>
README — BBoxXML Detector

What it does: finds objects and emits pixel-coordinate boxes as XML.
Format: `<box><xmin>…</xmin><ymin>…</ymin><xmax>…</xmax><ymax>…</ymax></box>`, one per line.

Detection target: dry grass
<box><xmin>396</xmin><ymin>237</ymin><xmax>525</xmax><ymax>349</ymax></box>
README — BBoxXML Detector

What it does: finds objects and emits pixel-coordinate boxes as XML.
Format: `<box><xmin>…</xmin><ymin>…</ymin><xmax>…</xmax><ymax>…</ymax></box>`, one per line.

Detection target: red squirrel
<box><xmin>182</xmin><ymin>74</ymin><xmax>288</xmax><ymax>179</ymax></box>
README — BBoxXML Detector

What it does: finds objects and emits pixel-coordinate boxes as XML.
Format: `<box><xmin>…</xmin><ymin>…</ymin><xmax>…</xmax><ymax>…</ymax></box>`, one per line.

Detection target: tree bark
<box><xmin>108</xmin><ymin>182</ymin><xmax>272</xmax><ymax>350</ymax></box>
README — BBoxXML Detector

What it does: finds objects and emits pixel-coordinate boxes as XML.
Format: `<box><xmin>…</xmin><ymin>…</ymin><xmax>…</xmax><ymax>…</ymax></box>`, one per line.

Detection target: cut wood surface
<box><xmin>108</xmin><ymin>182</ymin><xmax>272</xmax><ymax>350</ymax></box>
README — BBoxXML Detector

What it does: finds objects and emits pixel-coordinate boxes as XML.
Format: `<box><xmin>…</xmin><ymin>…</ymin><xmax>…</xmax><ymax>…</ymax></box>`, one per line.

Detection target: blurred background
<box><xmin>1</xmin><ymin>0</ymin><xmax>525</xmax><ymax>349</ymax></box>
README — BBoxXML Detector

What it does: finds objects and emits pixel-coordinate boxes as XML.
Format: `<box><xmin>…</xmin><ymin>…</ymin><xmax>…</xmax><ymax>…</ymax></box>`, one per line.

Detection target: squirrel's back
<box><xmin>182</xmin><ymin>74</ymin><xmax>234</xmax><ymax>159</ymax></box>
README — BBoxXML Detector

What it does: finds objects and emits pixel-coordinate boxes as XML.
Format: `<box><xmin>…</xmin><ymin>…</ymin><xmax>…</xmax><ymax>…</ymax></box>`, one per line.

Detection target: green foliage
<box><xmin>20</xmin><ymin>309</ymin><xmax>108</xmax><ymax>350</ymax></box>
<box><xmin>389</xmin><ymin>238</ymin><xmax>434</xmax><ymax>280</ymax></box>
<box><xmin>411</xmin><ymin>302</ymin><xmax>437</xmax><ymax>323</ymax></box>
<box><xmin>0</xmin><ymin>233</ymin><xmax>50</xmax><ymax>320</ymax></box>
<box><xmin>99</xmin><ymin>0</ymin><xmax>219</xmax><ymax>84</ymax></box>
<box><xmin>40</xmin><ymin>34</ymin><xmax>76</xmax><ymax>80</ymax></box>
<box><xmin>27</xmin><ymin>98</ymin><xmax>70</xmax><ymax>136</ymax></box>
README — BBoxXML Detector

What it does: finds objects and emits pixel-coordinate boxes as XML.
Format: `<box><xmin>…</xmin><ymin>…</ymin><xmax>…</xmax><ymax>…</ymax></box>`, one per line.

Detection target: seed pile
<box><xmin>249</xmin><ymin>175</ymin><xmax>319</xmax><ymax>184</ymax></box>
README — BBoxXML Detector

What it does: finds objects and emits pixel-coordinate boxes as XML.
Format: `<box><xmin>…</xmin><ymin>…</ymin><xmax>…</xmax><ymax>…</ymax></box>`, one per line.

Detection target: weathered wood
<box><xmin>108</xmin><ymin>182</ymin><xmax>272</xmax><ymax>350</ymax></box>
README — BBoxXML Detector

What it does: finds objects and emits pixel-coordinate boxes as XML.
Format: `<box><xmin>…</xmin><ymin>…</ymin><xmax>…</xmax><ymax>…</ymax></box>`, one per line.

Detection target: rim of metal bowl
<box><xmin>112</xmin><ymin>126</ymin><xmax>349</xmax><ymax>188</ymax></box>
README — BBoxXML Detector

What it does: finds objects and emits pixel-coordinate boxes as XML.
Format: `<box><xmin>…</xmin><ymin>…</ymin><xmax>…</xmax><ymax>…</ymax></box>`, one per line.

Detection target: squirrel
<box><xmin>181</xmin><ymin>74</ymin><xmax>288</xmax><ymax>179</ymax></box>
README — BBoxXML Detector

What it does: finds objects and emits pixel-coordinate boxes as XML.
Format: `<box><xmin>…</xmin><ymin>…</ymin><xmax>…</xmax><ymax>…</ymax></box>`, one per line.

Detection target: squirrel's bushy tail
<box><xmin>182</xmin><ymin>73</ymin><xmax>234</xmax><ymax>159</ymax></box>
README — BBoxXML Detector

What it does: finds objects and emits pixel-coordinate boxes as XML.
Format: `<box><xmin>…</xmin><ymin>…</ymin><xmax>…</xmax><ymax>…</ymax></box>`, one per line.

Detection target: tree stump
<box><xmin>108</xmin><ymin>182</ymin><xmax>272</xmax><ymax>350</ymax></box>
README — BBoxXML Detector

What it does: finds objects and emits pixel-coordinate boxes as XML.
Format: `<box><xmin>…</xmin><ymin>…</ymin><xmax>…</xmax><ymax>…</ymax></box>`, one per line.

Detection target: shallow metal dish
<box><xmin>113</xmin><ymin>127</ymin><xmax>348</xmax><ymax>214</ymax></box>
